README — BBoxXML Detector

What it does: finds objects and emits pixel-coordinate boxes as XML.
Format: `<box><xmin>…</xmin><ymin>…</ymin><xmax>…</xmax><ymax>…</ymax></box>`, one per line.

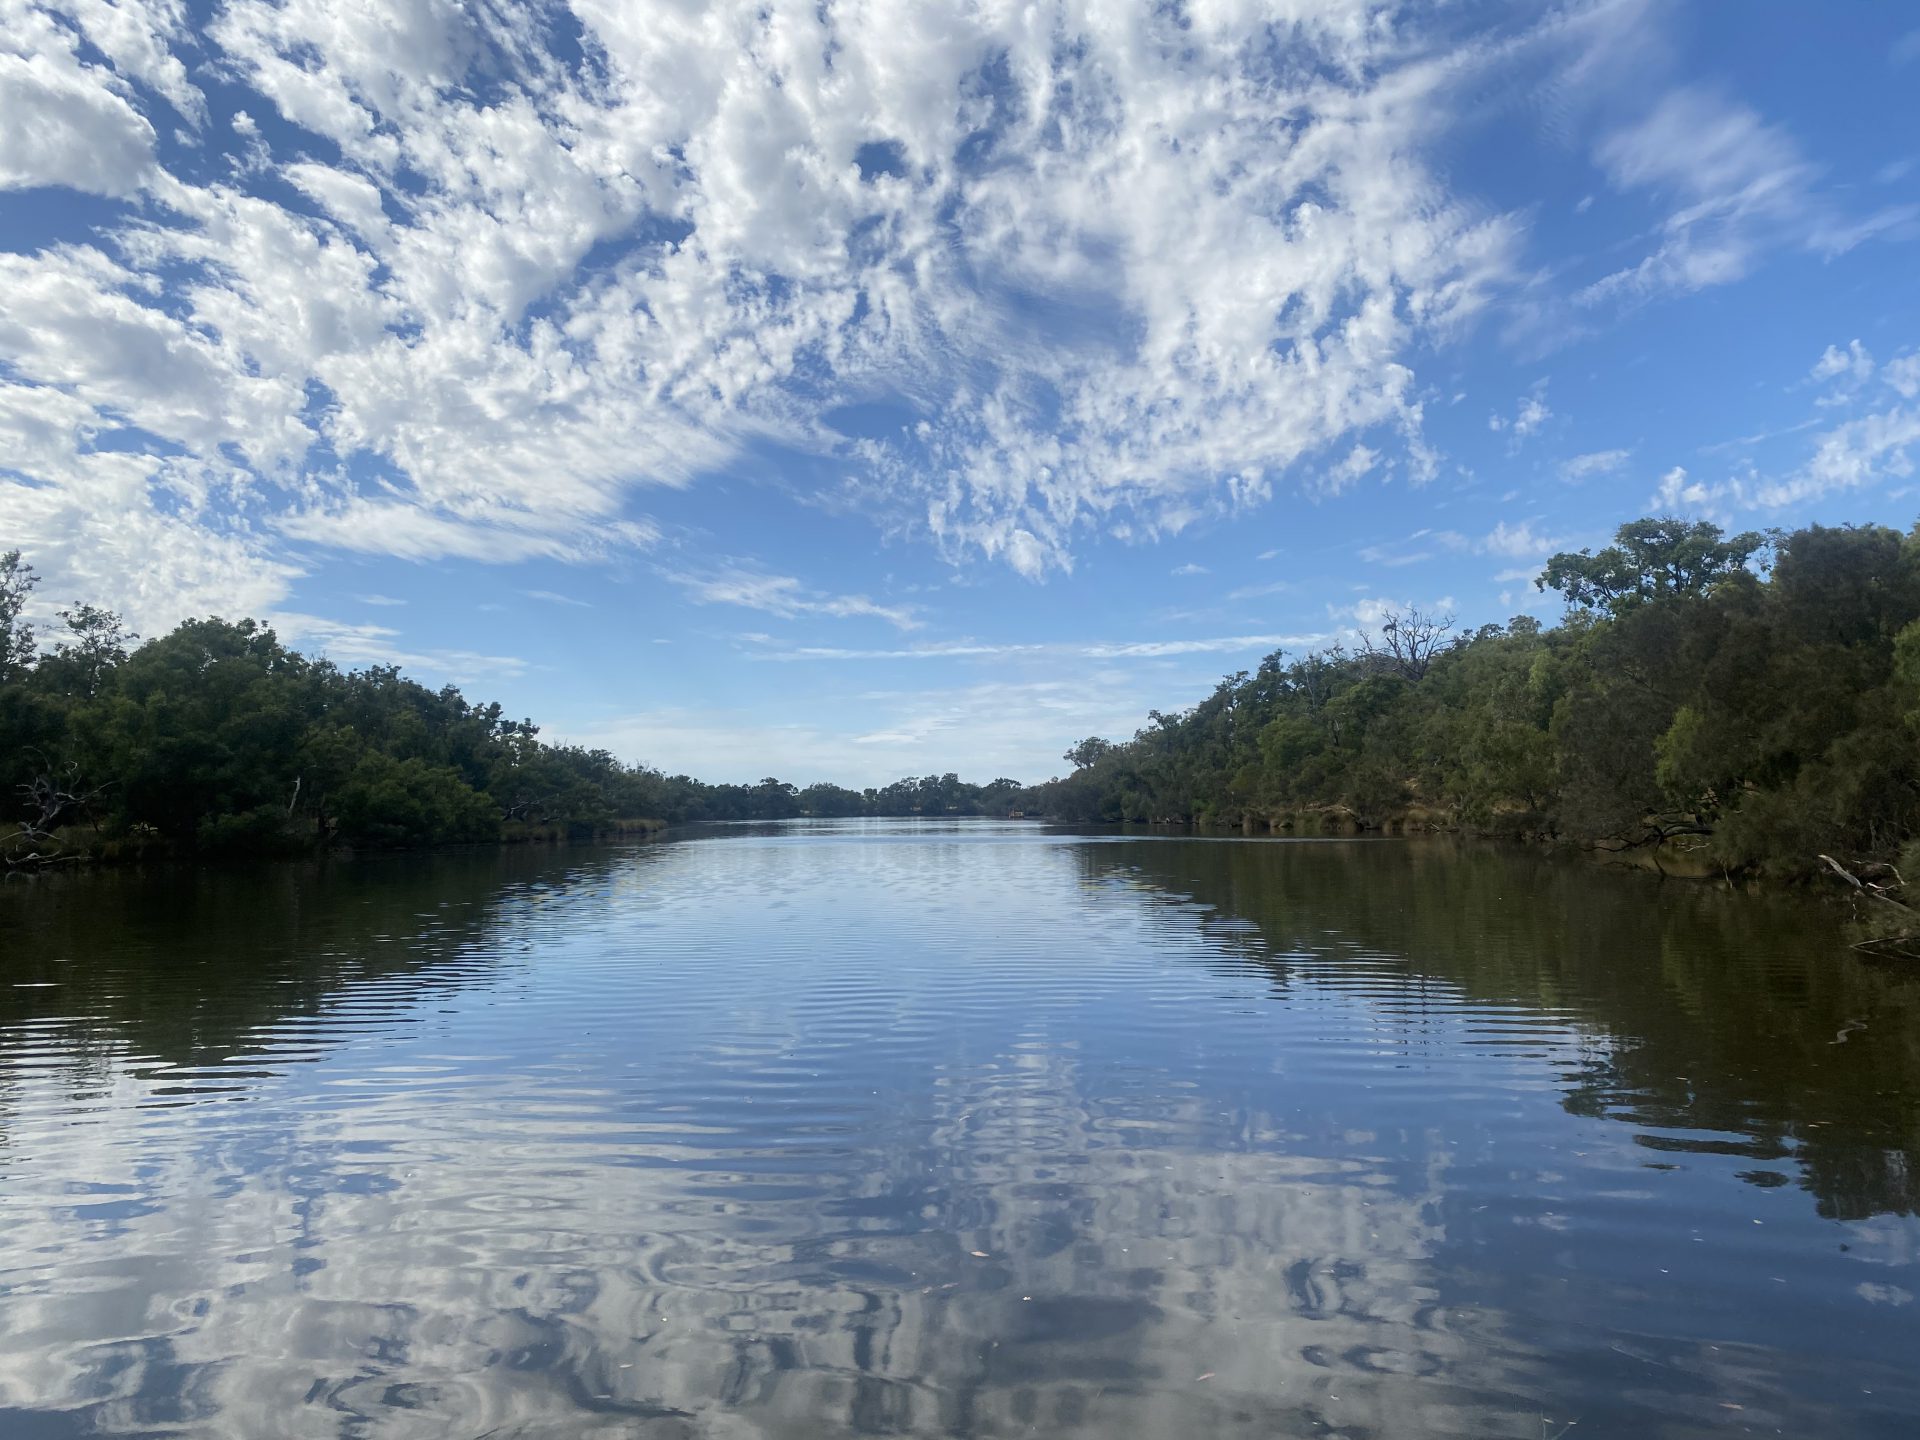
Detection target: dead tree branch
<box><xmin>1361</xmin><ymin>607</ymin><xmax>1457</xmax><ymax>682</ymax></box>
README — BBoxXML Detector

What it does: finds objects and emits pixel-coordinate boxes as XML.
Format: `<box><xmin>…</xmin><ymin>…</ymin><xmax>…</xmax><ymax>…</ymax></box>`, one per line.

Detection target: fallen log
<box><xmin>1818</xmin><ymin>854</ymin><xmax>1917</xmax><ymax>914</ymax></box>
<box><xmin>1819</xmin><ymin>854</ymin><xmax>1920</xmax><ymax>957</ymax></box>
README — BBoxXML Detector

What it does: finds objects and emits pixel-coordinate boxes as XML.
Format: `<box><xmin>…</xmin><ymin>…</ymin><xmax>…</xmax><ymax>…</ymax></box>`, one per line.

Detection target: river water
<box><xmin>0</xmin><ymin>820</ymin><xmax>1916</xmax><ymax>1438</ymax></box>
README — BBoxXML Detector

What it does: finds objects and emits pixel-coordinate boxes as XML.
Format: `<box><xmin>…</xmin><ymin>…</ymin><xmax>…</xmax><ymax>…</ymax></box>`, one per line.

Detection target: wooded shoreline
<box><xmin>9</xmin><ymin>514</ymin><xmax>1920</xmax><ymax>956</ymax></box>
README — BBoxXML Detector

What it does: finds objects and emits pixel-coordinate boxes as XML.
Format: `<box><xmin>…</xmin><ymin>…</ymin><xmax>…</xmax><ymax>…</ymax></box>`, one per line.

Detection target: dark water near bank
<box><xmin>1</xmin><ymin>822</ymin><xmax>1917</xmax><ymax>1439</ymax></box>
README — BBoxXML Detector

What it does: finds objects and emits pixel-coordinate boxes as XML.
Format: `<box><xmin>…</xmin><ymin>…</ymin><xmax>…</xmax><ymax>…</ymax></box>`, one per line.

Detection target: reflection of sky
<box><xmin>1</xmin><ymin>825</ymin><xmax>1917</xmax><ymax>1437</ymax></box>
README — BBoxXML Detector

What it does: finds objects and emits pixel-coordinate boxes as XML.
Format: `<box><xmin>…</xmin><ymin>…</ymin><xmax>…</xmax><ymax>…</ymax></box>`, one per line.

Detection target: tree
<box><xmin>1065</xmin><ymin>736</ymin><xmax>1116</xmax><ymax>770</ymax></box>
<box><xmin>333</xmin><ymin>754</ymin><xmax>499</xmax><ymax>848</ymax></box>
<box><xmin>1361</xmin><ymin>606</ymin><xmax>1456</xmax><ymax>681</ymax></box>
<box><xmin>753</xmin><ymin>777</ymin><xmax>801</xmax><ymax>818</ymax></box>
<box><xmin>1540</xmin><ymin>518</ymin><xmax>1768</xmax><ymax>615</ymax></box>
<box><xmin>0</xmin><ymin>550</ymin><xmax>38</xmax><ymax>681</ymax></box>
<box><xmin>1767</xmin><ymin>523</ymin><xmax>1917</xmax><ymax>653</ymax></box>
<box><xmin>43</xmin><ymin>603</ymin><xmax>137</xmax><ymax>698</ymax></box>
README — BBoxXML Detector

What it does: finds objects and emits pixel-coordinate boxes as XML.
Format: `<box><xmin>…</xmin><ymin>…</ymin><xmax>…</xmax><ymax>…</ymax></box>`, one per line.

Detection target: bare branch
<box><xmin>1360</xmin><ymin>606</ymin><xmax>1456</xmax><ymax>682</ymax></box>
<box><xmin>1820</xmin><ymin>854</ymin><xmax>1919</xmax><ymax>915</ymax></box>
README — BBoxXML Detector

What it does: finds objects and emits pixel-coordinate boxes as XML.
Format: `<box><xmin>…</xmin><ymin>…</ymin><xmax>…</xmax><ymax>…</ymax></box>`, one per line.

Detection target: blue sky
<box><xmin>2</xmin><ymin>0</ymin><xmax>1917</xmax><ymax>784</ymax></box>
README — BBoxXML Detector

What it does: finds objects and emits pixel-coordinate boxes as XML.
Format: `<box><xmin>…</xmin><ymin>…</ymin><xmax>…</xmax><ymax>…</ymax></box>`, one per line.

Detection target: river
<box><xmin>1</xmin><ymin>820</ymin><xmax>1916</xmax><ymax>1438</ymax></box>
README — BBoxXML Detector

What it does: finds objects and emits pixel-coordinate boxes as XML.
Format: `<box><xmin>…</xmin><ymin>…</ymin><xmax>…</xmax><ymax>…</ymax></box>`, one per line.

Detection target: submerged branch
<box><xmin>1819</xmin><ymin>854</ymin><xmax>1918</xmax><ymax>915</ymax></box>
<box><xmin>1821</xmin><ymin>854</ymin><xmax>1920</xmax><ymax>959</ymax></box>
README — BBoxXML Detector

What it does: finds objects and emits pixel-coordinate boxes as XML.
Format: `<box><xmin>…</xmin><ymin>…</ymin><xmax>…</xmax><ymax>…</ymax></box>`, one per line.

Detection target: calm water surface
<box><xmin>1</xmin><ymin>821</ymin><xmax>1917</xmax><ymax>1438</ymax></box>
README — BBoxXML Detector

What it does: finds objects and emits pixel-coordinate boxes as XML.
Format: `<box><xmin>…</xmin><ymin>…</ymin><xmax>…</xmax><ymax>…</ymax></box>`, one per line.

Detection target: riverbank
<box><xmin>2</xmin><ymin>816</ymin><xmax>669</xmax><ymax>872</ymax></box>
<box><xmin>1079</xmin><ymin>804</ymin><xmax>1920</xmax><ymax>955</ymax></box>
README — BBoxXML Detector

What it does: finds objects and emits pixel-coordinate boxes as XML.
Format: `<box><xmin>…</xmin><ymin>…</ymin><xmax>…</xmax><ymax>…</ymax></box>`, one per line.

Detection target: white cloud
<box><xmin>0</xmin><ymin>245</ymin><xmax>310</xmax><ymax>464</ymax></box>
<box><xmin>1582</xmin><ymin>87</ymin><xmax>1912</xmax><ymax>308</ymax></box>
<box><xmin>1479</xmin><ymin>520</ymin><xmax>1565</xmax><ymax>559</ymax></box>
<box><xmin>743</xmin><ymin>632</ymin><xmax>1321</xmax><ymax>664</ymax></box>
<box><xmin>1226</xmin><ymin>579</ymin><xmax>1297</xmax><ymax>601</ymax></box>
<box><xmin>1698</xmin><ymin>416</ymin><xmax>1822</xmax><ymax>455</ymax></box>
<box><xmin>1647</xmin><ymin>334</ymin><xmax>1920</xmax><ymax>519</ymax></box>
<box><xmin>270</xmin><ymin>612</ymin><xmax>527</xmax><ymax>682</ymax></box>
<box><xmin>17</xmin><ymin>0</ymin><xmax>1895</xmax><ymax>658</ymax></box>
<box><xmin>1356</xmin><ymin>528</ymin><xmax>1462</xmax><ymax>569</ymax></box>
<box><xmin>279</xmin><ymin>500</ymin><xmax>658</xmax><ymax>565</ymax></box>
<box><xmin>668</xmin><ymin>566</ymin><xmax>919</xmax><ymax>631</ymax></box>
<box><xmin>1356</xmin><ymin>547</ymin><xmax>1432</xmax><ymax>569</ymax></box>
<box><xmin>1883</xmin><ymin>352</ymin><xmax>1920</xmax><ymax>400</ymax></box>
<box><xmin>568</xmin><ymin>641</ymin><xmax>1342</xmax><ymax>780</ymax></box>
<box><xmin>1650</xmin><ymin>463</ymin><xmax>1732</xmax><ymax>520</ymax></box>
<box><xmin>0</xmin><ymin>380</ymin><xmax>299</xmax><ymax>636</ymax></box>
<box><xmin>1170</xmin><ymin>563</ymin><xmax>1209</xmax><ymax>577</ymax></box>
<box><xmin>1349</xmin><ymin>521</ymin><xmax>1555</xmax><ymax>580</ymax></box>
<box><xmin>1760</xmin><ymin>406</ymin><xmax>1920</xmax><ymax>507</ymax></box>
<box><xmin>40</xmin><ymin>0</ymin><xmax>205</xmax><ymax>123</ymax></box>
<box><xmin>1559</xmin><ymin>448</ymin><xmax>1629</xmax><ymax>481</ymax></box>
<box><xmin>1319</xmin><ymin>445</ymin><xmax>1381</xmax><ymax>495</ymax></box>
<box><xmin>1651</xmin><ymin>399</ymin><xmax>1920</xmax><ymax>515</ymax></box>
<box><xmin>0</xmin><ymin>0</ymin><xmax>1529</xmax><ymax>624</ymax></box>
<box><xmin>1857</xmin><ymin>1282</ymin><xmax>1914</xmax><ymax>1307</ymax></box>
<box><xmin>1336</xmin><ymin>594</ymin><xmax>1456</xmax><ymax>637</ymax></box>
<box><xmin>0</xmin><ymin>10</ymin><xmax>156</xmax><ymax>196</ymax></box>
<box><xmin>1514</xmin><ymin>394</ymin><xmax>1552</xmax><ymax>437</ymax></box>
<box><xmin>1488</xmin><ymin>384</ymin><xmax>1552</xmax><ymax>442</ymax></box>
<box><xmin>756</xmin><ymin>641</ymin><xmax>1040</xmax><ymax>662</ymax></box>
<box><xmin>564</xmin><ymin>680</ymin><xmax>1153</xmax><ymax>783</ymax></box>
<box><xmin>1084</xmin><ymin>634</ymin><xmax>1318</xmax><ymax>660</ymax></box>
<box><xmin>1811</xmin><ymin>339</ymin><xmax>1874</xmax><ymax>385</ymax></box>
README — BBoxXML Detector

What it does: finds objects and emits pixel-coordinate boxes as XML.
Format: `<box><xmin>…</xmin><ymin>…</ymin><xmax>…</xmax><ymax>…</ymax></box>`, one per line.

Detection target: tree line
<box><xmin>0</xmin><ymin>550</ymin><xmax>1039</xmax><ymax>866</ymax></box>
<box><xmin>1036</xmin><ymin>516</ymin><xmax>1920</xmax><ymax>885</ymax></box>
<box><xmin>10</xmin><ymin>511</ymin><xmax>1920</xmax><ymax>887</ymax></box>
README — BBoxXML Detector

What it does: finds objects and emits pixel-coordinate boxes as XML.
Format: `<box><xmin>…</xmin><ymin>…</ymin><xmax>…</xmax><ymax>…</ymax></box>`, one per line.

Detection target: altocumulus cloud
<box><xmin>0</xmin><ymin>0</ymin><xmax>1533</xmax><ymax>634</ymax></box>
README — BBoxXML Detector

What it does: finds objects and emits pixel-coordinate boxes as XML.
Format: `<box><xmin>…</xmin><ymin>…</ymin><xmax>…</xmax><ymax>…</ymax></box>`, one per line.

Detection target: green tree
<box><xmin>0</xmin><ymin>550</ymin><xmax>37</xmax><ymax>681</ymax></box>
<box><xmin>38</xmin><ymin>603</ymin><xmax>137</xmax><ymax>699</ymax></box>
<box><xmin>1540</xmin><ymin>518</ymin><xmax>1768</xmax><ymax>615</ymax></box>
<box><xmin>334</xmin><ymin>753</ymin><xmax>500</xmax><ymax>847</ymax></box>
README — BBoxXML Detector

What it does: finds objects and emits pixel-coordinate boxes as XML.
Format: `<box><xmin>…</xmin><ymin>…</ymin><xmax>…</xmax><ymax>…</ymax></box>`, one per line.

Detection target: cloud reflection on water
<box><xmin>0</xmin><ymin>826</ymin><xmax>1916</xmax><ymax>1437</ymax></box>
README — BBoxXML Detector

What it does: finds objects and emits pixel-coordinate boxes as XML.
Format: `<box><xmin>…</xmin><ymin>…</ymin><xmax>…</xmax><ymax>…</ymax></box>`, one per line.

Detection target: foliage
<box><xmin>0</xmin><ymin>560</ymin><xmax>1045</xmax><ymax>864</ymax></box>
<box><xmin>0</xmin><ymin>550</ymin><xmax>37</xmax><ymax>682</ymax></box>
<box><xmin>1031</xmin><ymin>515</ymin><xmax>1920</xmax><ymax>880</ymax></box>
<box><xmin>9</xmin><ymin>511</ymin><xmax>1918</xmax><ymax>879</ymax></box>
<box><xmin>1538</xmin><ymin>518</ymin><xmax>1769</xmax><ymax>615</ymax></box>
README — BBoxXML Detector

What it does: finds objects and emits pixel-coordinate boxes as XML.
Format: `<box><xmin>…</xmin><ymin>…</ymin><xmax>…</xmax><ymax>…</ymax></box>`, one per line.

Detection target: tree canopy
<box><xmin>1536</xmin><ymin>517</ymin><xmax>1768</xmax><ymax>615</ymax></box>
<box><xmin>0</xmin><ymin>553</ymin><xmax>1044</xmax><ymax>865</ymax></box>
<box><xmin>10</xmin><ymin>511</ymin><xmax>1920</xmax><ymax>883</ymax></box>
<box><xmin>1033</xmin><ymin>515</ymin><xmax>1920</xmax><ymax>881</ymax></box>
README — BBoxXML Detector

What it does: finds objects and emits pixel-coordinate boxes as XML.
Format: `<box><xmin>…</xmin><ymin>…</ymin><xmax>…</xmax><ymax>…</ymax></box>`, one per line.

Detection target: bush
<box><xmin>334</xmin><ymin>755</ymin><xmax>500</xmax><ymax>848</ymax></box>
<box><xmin>196</xmin><ymin>805</ymin><xmax>314</xmax><ymax>857</ymax></box>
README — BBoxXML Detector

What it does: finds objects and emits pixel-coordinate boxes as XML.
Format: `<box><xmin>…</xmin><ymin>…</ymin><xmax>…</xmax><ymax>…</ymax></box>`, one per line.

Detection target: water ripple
<box><xmin>0</xmin><ymin>824</ymin><xmax>1916</xmax><ymax>1436</ymax></box>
